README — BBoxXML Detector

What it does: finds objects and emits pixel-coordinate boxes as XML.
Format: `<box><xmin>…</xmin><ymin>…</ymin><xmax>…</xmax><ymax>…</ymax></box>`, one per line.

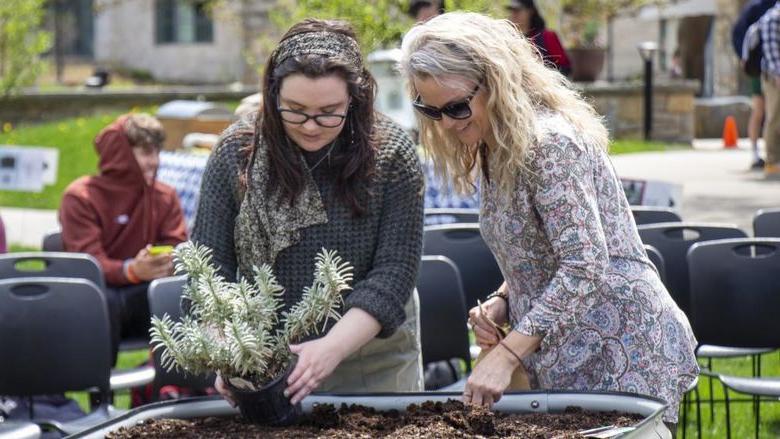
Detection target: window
<box><xmin>156</xmin><ymin>0</ymin><xmax>213</xmax><ymax>44</ymax></box>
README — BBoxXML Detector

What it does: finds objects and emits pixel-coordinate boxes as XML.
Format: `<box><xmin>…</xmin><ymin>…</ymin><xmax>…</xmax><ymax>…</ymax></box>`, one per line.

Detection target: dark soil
<box><xmin>107</xmin><ymin>400</ymin><xmax>643</xmax><ymax>438</ymax></box>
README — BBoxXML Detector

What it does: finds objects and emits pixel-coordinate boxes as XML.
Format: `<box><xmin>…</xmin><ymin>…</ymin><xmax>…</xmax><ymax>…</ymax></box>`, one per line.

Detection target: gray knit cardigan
<box><xmin>191</xmin><ymin>114</ymin><xmax>424</xmax><ymax>338</ymax></box>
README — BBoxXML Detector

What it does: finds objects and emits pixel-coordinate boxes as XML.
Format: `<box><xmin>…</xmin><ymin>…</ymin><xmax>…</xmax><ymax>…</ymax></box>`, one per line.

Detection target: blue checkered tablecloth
<box><xmin>157</xmin><ymin>150</ymin><xmax>210</xmax><ymax>231</ymax></box>
<box><xmin>422</xmin><ymin>159</ymin><xmax>480</xmax><ymax>225</ymax></box>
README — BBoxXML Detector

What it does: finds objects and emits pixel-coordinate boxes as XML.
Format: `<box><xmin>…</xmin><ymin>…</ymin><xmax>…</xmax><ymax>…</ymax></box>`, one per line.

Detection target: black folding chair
<box><xmin>637</xmin><ymin>222</ymin><xmax>746</xmax><ymax>317</ymax></box>
<box><xmin>637</xmin><ymin>222</ymin><xmax>771</xmax><ymax>422</ymax></box>
<box><xmin>0</xmin><ymin>277</ymin><xmax>119</xmax><ymax>435</ymax></box>
<box><xmin>416</xmin><ymin>256</ymin><xmax>471</xmax><ymax>389</ymax></box>
<box><xmin>0</xmin><ymin>252</ymin><xmax>105</xmax><ymax>291</ymax></box>
<box><xmin>41</xmin><ymin>230</ymin><xmax>64</xmax><ymax>252</ymax></box>
<box><xmin>0</xmin><ymin>253</ymin><xmax>154</xmax><ymax>392</ymax></box>
<box><xmin>752</xmin><ymin>207</ymin><xmax>780</xmax><ymax>238</ymax></box>
<box><xmin>423</xmin><ymin>208</ymin><xmax>479</xmax><ymax>226</ymax></box>
<box><xmin>688</xmin><ymin>238</ymin><xmax>780</xmax><ymax>439</ymax></box>
<box><xmin>147</xmin><ymin>276</ymin><xmax>214</xmax><ymax>400</ymax></box>
<box><xmin>630</xmin><ymin>206</ymin><xmax>682</xmax><ymax>226</ymax></box>
<box><xmin>644</xmin><ymin>244</ymin><xmax>666</xmax><ymax>284</ymax></box>
<box><xmin>0</xmin><ymin>250</ymin><xmax>149</xmax><ymax>353</ymax></box>
<box><xmin>422</xmin><ymin>223</ymin><xmax>503</xmax><ymax>311</ymax></box>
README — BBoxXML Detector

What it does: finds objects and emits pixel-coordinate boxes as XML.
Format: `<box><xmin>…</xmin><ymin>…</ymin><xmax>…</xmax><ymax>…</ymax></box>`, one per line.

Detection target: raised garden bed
<box><xmin>70</xmin><ymin>392</ymin><xmax>670</xmax><ymax>439</ymax></box>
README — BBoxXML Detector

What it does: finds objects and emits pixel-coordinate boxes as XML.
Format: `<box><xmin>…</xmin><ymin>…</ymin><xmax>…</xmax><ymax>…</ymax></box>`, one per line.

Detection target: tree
<box><xmin>268</xmin><ymin>0</ymin><xmax>504</xmax><ymax>56</ymax></box>
<box><xmin>0</xmin><ymin>0</ymin><xmax>51</xmax><ymax>96</ymax></box>
<box><xmin>558</xmin><ymin>0</ymin><xmax>666</xmax><ymax>48</ymax></box>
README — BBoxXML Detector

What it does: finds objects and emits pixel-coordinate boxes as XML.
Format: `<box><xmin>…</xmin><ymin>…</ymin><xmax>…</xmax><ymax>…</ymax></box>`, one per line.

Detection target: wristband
<box><xmin>499</xmin><ymin>339</ymin><xmax>523</xmax><ymax>365</ymax></box>
<box><xmin>486</xmin><ymin>289</ymin><xmax>509</xmax><ymax>302</ymax></box>
<box><xmin>126</xmin><ymin>262</ymin><xmax>141</xmax><ymax>284</ymax></box>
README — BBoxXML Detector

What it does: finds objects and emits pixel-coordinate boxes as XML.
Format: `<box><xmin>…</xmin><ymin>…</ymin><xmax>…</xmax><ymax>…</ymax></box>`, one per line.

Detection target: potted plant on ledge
<box><xmin>149</xmin><ymin>242</ymin><xmax>353</xmax><ymax>426</ymax></box>
<box><xmin>560</xmin><ymin>0</ymin><xmax>665</xmax><ymax>82</ymax></box>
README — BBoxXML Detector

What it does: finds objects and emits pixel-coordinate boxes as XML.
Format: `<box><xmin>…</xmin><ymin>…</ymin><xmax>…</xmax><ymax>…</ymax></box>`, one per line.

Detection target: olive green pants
<box><xmin>319</xmin><ymin>290</ymin><xmax>424</xmax><ymax>392</ymax></box>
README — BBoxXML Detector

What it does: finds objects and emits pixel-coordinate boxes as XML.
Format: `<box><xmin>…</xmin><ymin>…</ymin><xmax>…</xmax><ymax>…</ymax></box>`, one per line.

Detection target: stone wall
<box><xmin>1</xmin><ymin>82</ymin><xmax>699</xmax><ymax>144</ymax></box>
<box><xmin>579</xmin><ymin>80</ymin><xmax>699</xmax><ymax>144</ymax></box>
<box><xmin>0</xmin><ymin>87</ymin><xmax>258</xmax><ymax>126</ymax></box>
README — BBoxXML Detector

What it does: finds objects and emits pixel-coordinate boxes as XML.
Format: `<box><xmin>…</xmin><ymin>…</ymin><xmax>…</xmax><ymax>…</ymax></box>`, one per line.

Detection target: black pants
<box><xmin>104</xmin><ymin>283</ymin><xmax>151</xmax><ymax>365</ymax></box>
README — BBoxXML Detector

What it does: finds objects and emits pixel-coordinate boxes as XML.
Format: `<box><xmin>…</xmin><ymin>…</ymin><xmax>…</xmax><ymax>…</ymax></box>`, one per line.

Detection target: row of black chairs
<box><xmin>421</xmin><ymin>207</ymin><xmax>780</xmax><ymax>439</ymax></box>
<box><xmin>0</xmin><ymin>254</ymin><xmax>213</xmax><ymax>435</ymax></box>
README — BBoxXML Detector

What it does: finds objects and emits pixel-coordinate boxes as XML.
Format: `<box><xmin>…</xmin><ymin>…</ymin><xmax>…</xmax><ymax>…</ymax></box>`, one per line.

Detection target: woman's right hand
<box><xmin>214</xmin><ymin>374</ymin><xmax>237</xmax><ymax>408</ymax></box>
<box><xmin>468</xmin><ymin>296</ymin><xmax>508</xmax><ymax>350</ymax></box>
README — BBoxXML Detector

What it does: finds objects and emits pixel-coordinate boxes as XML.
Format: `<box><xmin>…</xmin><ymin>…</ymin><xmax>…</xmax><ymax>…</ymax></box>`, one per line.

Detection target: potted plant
<box><xmin>559</xmin><ymin>0</ymin><xmax>665</xmax><ymax>82</ymax></box>
<box><xmin>149</xmin><ymin>242</ymin><xmax>353</xmax><ymax>426</ymax></box>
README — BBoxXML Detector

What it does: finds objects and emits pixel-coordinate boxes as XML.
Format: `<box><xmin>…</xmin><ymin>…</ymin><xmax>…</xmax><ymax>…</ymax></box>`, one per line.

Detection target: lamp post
<box><xmin>637</xmin><ymin>41</ymin><xmax>658</xmax><ymax>141</ymax></box>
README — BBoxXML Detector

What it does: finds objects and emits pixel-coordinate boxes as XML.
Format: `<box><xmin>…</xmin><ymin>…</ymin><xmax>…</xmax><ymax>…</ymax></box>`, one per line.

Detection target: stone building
<box><xmin>608</xmin><ymin>0</ymin><xmax>749</xmax><ymax>97</ymax></box>
<box><xmin>51</xmin><ymin>0</ymin><xmax>277</xmax><ymax>84</ymax></box>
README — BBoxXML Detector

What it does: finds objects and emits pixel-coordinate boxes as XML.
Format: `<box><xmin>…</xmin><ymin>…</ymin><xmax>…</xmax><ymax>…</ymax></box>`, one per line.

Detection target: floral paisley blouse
<box><xmin>480</xmin><ymin>112</ymin><xmax>699</xmax><ymax>423</ymax></box>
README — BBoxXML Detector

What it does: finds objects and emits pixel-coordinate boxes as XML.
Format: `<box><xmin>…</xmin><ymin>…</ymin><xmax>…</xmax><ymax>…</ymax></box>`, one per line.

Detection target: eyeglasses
<box><xmin>278</xmin><ymin>108</ymin><xmax>348</xmax><ymax>128</ymax></box>
<box><xmin>412</xmin><ymin>84</ymin><xmax>480</xmax><ymax>121</ymax></box>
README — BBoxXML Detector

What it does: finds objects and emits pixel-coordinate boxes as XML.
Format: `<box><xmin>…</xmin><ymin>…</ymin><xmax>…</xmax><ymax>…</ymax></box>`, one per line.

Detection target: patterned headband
<box><xmin>274</xmin><ymin>31</ymin><xmax>362</xmax><ymax>69</ymax></box>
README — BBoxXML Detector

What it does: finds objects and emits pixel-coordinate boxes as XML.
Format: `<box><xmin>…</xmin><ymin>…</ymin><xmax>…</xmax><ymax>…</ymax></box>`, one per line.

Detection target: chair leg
<box><xmin>723</xmin><ymin>384</ymin><xmax>731</xmax><ymax>439</ymax></box>
<box><xmin>708</xmin><ymin>358</ymin><xmax>714</xmax><ymax>422</ymax></box>
<box><xmin>755</xmin><ymin>397</ymin><xmax>760</xmax><ymax>439</ymax></box>
<box><xmin>681</xmin><ymin>392</ymin><xmax>688</xmax><ymax>439</ymax></box>
<box><xmin>695</xmin><ymin>387</ymin><xmax>702</xmax><ymax>439</ymax></box>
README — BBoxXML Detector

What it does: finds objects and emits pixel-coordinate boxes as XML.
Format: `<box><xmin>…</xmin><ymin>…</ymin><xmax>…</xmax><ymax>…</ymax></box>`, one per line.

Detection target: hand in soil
<box><xmin>286</xmin><ymin>336</ymin><xmax>344</xmax><ymax>404</ymax></box>
<box><xmin>214</xmin><ymin>375</ymin><xmax>237</xmax><ymax>408</ymax></box>
<box><xmin>463</xmin><ymin>345</ymin><xmax>517</xmax><ymax>408</ymax></box>
<box><xmin>468</xmin><ymin>296</ymin><xmax>507</xmax><ymax>349</ymax></box>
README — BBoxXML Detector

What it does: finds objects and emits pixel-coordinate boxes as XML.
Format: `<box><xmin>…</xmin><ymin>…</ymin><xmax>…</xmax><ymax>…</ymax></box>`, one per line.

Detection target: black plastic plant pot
<box><xmin>227</xmin><ymin>361</ymin><xmax>302</xmax><ymax>426</ymax></box>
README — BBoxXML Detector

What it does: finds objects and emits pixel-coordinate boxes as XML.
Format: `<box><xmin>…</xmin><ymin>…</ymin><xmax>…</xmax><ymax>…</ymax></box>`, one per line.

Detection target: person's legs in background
<box><xmin>101</xmin><ymin>287</ymin><xmax>123</xmax><ymax>367</ymax></box>
<box><xmin>104</xmin><ymin>283</ymin><xmax>152</xmax><ymax>364</ymax></box>
<box><xmin>761</xmin><ymin>74</ymin><xmax>780</xmax><ymax>178</ymax></box>
<box><xmin>748</xmin><ymin>77</ymin><xmax>766</xmax><ymax>169</ymax></box>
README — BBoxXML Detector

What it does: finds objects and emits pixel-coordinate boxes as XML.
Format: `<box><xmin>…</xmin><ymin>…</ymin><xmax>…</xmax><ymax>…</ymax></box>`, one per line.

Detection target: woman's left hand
<box><xmin>462</xmin><ymin>345</ymin><xmax>518</xmax><ymax>408</ymax></box>
<box><xmin>285</xmin><ymin>336</ymin><xmax>346</xmax><ymax>404</ymax></box>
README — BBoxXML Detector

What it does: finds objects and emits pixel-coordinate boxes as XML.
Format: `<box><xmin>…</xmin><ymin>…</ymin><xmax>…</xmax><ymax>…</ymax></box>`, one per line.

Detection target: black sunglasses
<box><xmin>413</xmin><ymin>84</ymin><xmax>481</xmax><ymax>121</ymax></box>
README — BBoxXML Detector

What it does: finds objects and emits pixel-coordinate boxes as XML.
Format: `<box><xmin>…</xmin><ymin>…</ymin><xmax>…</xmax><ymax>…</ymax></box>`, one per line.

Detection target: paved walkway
<box><xmin>610</xmin><ymin>139</ymin><xmax>777</xmax><ymax>233</ymax></box>
<box><xmin>1</xmin><ymin>139</ymin><xmax>777</xmax><ymax>247</ymax></box>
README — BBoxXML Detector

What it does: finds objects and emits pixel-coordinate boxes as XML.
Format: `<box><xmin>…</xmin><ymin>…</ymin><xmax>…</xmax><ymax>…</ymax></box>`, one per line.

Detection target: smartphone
<box><xmin>148</xmin><ymin>245</ymin><xmax>174</xmax><ymax>256</ymax></box>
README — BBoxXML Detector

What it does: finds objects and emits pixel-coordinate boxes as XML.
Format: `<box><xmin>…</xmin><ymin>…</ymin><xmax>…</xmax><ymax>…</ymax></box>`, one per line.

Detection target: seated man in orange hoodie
<box><xmin>59</xmin><ymin>113</ymin><xmax>187</xmax><ymax>361</ymax></box>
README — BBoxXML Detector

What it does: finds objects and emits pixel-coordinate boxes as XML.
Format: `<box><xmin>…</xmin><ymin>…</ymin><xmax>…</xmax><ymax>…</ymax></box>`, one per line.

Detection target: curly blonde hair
<box><xmin>399</xmin><ymin>12</ymin><xmax>609</xmax><ymax>195</ymax></box>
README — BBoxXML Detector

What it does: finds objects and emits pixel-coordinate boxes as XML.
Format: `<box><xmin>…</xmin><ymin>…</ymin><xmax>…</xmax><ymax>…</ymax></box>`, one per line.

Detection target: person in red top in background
<box><xmin>506</xmin><ymin>0</ymin><xmax>571</xmax><ymax>77</ymax></box>
<box><xmin>59</xmin><ymin>113</ymin><xmax>187</xmax><ymax>362</ymax></box>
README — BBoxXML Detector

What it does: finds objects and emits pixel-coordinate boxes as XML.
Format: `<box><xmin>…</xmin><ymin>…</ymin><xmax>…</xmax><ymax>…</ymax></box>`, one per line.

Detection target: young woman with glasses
<box><xmin>193</xmin><ymin>18</ymin><xmax>425</xmax><ymax>406</ymax></box>
<box><xmin>400</xmin><ymin>12</ymin><xmax>698</xmax><ymax>434</ymax></box>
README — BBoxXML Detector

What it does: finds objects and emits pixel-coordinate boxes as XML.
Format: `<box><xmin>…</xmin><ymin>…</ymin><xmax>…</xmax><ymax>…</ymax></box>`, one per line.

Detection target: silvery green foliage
<box><xmin>149</xmin><ymin>241</ymin><xmax>353</xmax><ymax>387</ymax></box>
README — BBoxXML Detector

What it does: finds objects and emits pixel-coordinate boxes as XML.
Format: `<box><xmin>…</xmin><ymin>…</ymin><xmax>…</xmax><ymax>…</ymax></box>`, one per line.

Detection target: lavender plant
<box><xmin>149</xmin><ymin>241</ymin><xmax>353</xmax><ymax>390</ymax></box>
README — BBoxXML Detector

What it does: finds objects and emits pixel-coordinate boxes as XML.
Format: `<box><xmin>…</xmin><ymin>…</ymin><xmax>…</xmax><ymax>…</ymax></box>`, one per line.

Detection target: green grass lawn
<box><xmin>681</xmin><ymin>354</ymin><xmax>780</xmax><ymax>438</ymax></box>
<box><xmin>609</xmin><ymin>139</ymin><xmax>687</xmax><ymax>155</ymax></box>
<box><xmin>0</xmin><ymin>109</ymin><xmax>687</xmax><ymax>210</ymax></box>
<box><xmin>0</xmin><ymin>102</ymin><xmax>239</xmax><ymax>210</ymax></box>
<box><xmin>0</xmin><ymin>108</ymin><xmax>157</xmax><ymax>210</ymax></box>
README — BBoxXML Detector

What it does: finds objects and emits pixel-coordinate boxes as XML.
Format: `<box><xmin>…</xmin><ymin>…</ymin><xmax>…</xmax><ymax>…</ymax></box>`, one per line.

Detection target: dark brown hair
<box><xmin>244</xmin><ymin>18</ymin><xmax>377</xmax><ymax>217</ymax></box>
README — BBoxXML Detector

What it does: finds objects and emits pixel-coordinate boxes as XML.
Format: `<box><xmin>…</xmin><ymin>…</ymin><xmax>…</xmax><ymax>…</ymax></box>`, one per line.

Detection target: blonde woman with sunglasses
<box><xmin>400</xmin><ymin>12</ymin><xmax>698</xmax><ymax>434</ymax></box>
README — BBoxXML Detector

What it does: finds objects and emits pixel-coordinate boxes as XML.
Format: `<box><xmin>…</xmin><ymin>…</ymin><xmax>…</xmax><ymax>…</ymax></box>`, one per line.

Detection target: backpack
<box><xmin>742</xmin><ymin>21</ymin><xmax>763</xmax><ymax>77</ymax></box>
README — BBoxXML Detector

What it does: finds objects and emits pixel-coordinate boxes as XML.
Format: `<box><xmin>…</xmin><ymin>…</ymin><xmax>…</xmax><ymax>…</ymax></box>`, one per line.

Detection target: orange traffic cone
<box><xmin>723</xmin><ymin>115</ymin><xmax>739</xmax><ymax>149</ymax></box>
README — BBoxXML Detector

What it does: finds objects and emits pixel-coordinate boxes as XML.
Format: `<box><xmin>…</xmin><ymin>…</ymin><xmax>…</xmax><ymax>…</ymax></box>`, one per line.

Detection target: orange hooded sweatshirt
<box><xmin>59</xmin><ymin>116</ymin><xmax>187</xmax><ymax>286</ymax></box>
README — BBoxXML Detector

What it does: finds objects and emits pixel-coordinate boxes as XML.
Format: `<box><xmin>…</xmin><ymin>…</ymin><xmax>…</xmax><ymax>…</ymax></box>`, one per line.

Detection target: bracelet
<box><xmin>486</xmin><ymin>289</ymin><xmax>509</xmax><ymax>302</ymax></box>
<box><xmin>126</xmin><ymin>262</ymin><xmax>141</xmax><ymax>284</ymax></box>
<box><xmin>498</xmin><ymin>339</ymin><xmax>523</xmax><ymax>365</ymax></box>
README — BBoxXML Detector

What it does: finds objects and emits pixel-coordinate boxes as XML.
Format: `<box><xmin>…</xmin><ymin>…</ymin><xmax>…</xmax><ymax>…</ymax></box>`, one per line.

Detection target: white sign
<box><xmin>0</xmin><ymin>146</ymin><xmax>59</xmax><ymax>192</ymax></box>
<box><xmin>621</xmin><ymin>177</ymin><xmax>683</xmax><ymax>209</ymax></box>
